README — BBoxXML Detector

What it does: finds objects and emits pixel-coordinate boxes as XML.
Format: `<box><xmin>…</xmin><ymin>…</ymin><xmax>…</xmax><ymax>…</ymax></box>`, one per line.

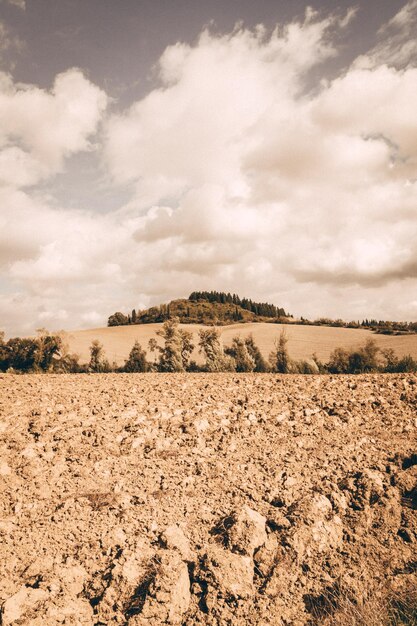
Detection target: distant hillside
<box><xmin>108</xmin><ymin>291</ymin><xmax>290</xmax><ymax>327</ymax></box>
<box><xmin>65</xmin><ymin>322</ymin><xmax>417</xmax><ymax>367</ymax></box>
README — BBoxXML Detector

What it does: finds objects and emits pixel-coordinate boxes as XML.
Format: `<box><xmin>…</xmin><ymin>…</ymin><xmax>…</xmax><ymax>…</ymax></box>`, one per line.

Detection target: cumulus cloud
<box><xmin>105</xmin><ymin>10</ymin><xmax>343</xmax><ymax>201</ymax></box>
<box><xmin>2</xmin><ymin>4</ymin><xmax>417</xmax><ymax>334</ymax></box>
<box><xmin>0</xmin><ymin>69</ymin><xmax>108</xmax><ymax>186</ymax></box>
<box><xmin>0</xmin><ymin>67</ymin><xmax>113</xmax><ymax>333</ymax></box>
<box><xmin>100</xmin><ymin>5</ymin><xmax>417</xmax><ymax>320</ymax></box>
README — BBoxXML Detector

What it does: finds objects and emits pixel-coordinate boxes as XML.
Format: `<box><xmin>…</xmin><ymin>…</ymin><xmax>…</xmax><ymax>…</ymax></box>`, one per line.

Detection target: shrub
<box><xmin>2</xmin><ymin>337</ymin><xmax>39</xmax><ymax>372</ymax></box>
<box><xmin>327</xmin><ymin>339</ymin><xmax>380</xmax><ymax>374</ymax></box>
<box><xmin>123</xmin><ymin>340</ymin><xmax>149</xmax><ymax>372</ymax></box>
<box><xmin>34</xmin><ymin>330</ymin><xmax>63</xmax><ymax>371</ymax></box>
<box><xmin>154</xmin><ymin>318</ymin><xmax>189</xmax><ymax>372</ymax></box>
<box><xmin>88</xmin><ymin>340</ymin><xmax>111</xmax><ymax>373</ymax></box>
<box><xmin>269</xmin><ymin>330</ymin><xmax>291</xmax><ymax>373</ymax></box>
<box><xmin>327</xmin><ymin>347</ymin><xmax>350</xmax><ymax>374</ymax></box>
<box><xmin>245</xmin><ymin>334</ymin><xmax>269</xmax><ymax>372</ymax></box>
<box><xmin>394</xmin><ymin>354</ymin><xmax>417</xmax><ymax>373</ymax></box>
<box><xmin>225</xmin><ymin>336</ymin><xmax>256</xmax><ymax>372</ymax></box>
<box><xmin>179</xmin><ymin>328</ymin><xmax>195</xmax><ymax>371</ymax></box>
<box><xmin>198</xmin><ymin>327</ymin><xmax>235</xmax><ymax>372</ymax></box>
<box><xmin>294</xmin><ymin>360</ymin><xmax>317</xmax><ymax>374</ymax></box>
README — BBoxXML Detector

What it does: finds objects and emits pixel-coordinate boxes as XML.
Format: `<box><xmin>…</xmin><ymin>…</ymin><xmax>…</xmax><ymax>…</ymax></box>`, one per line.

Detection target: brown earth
<box><xmin>0</xmin><ymin>373</ymin><xmax>416</xmax><ymax>625</ymax></box>
<box><xmin>62</xmin><ymin>322</ymin><xmax>417</xmax><ymax>366</ymax></box>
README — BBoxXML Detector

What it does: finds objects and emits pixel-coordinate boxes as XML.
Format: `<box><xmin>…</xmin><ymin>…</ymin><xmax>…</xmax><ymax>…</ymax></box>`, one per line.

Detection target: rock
<box><xmin>227</xmin><ymin>505</ymin><xmax>268</xmax><ymax>555</ymax></box>
<box><xmin>0</xmin><ymin>461</ymin><xmax>11</xmax><ymax>476</ymax></box>
<box><xmin>59</xmin><ymin>564</ymin><xmax>88</xmax><ymax>596</ymax></box>
<box><xmin>395</xmin><ymin>466</ymin><xmax>417</xmax><ymax>494</ymax></box>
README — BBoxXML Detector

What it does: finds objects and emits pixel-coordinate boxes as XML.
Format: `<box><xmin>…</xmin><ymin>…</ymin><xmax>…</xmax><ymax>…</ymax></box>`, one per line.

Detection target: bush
<box><xmin>394</xmin><ymin>354</ymin><xmax>417</xmax><ymax>373</ymax></box>
<box><xmin>225</xmin><ymin>336</ymin><xmax>256</xmax><ymax>372</ymax></box>
<box><xmin>245</xmin><ymin>334</ymin><xmax>269</xmax><ymax>372</ymax></box>
<box><xmin>88</xmin><ymin>340</ymin><xmax>112</xmax><ymax>373</ymax></box>
<box><xmin>53</xmin><ymin>352</ymin><xmax>82</xmax><ymax>373</ymax></box>
<box><xmin>327</xmin><ymin>340</ymin><xmax>380</xmax><ymax>374</ymax></box>
<box><xmin>269</xmin><ymin>330</ymin><xmax>291</xmax><ymax>373</ymax></box>
<box><xmin>327</xmin><ymin>347</ymin><xmax>350</xmax><ymax>374</ymax></box>
<box><xmin>294</xmin><ymin>360</ymin><xmax>317</xmax><ymax>374</ymax></box>
<box><xmin>199</xmin><ymin>328</ymin><xmax>235</xmax><ymax>372</ymax></box>
<box><xmin>123</xmin><ymin>340</ymin><xmax>149</xmax><ymax>372</ymax></box>
<box><xmin>152</xmin><ymin>318</ymin><xmax>192</xmax><ymax>372</ymax></box>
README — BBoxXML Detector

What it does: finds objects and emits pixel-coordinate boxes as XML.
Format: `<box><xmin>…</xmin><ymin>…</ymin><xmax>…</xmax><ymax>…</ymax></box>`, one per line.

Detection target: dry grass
<box><xmin>80</xmin><ymin>492</ymin><xmax>118</xmax><ymax>510</ymax></box>
<box><xmin>62</xmin><ymin>322</ymin><xmax>417</xmax><ymax>366</ymax></box>
<box><xmin>306</xmin><ymin>586</ymin><xmax>417</xmax><ymax>626</ymax></box>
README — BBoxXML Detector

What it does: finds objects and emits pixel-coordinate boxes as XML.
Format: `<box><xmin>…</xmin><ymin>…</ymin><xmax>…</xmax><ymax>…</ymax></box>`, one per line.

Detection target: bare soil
<box><xmin>0</xmin><ymin>373</ymin><xmax>416</xmax><ymax>625</ymax></box>
<box><xmin>63</xmin><ymin>322</ymin><xmax>417</xmax><ymax>366</ymax></box>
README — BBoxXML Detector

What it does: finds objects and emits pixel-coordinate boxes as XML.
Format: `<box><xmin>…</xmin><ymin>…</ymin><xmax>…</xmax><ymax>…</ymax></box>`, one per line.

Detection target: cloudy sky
<box><xmin>0</xmin><ymin>0</ymin><xmax>417</xmax><ymax>334</ymax></box>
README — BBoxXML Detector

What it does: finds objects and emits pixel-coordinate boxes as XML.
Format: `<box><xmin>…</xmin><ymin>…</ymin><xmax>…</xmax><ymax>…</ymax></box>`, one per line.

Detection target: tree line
<box><xmin>188</xmin><ymin>291</ymin><xmax>288</xmax><ymax>318</ymax></box>
<box><xmin>108</xmin><ymin>293</ymin><xmax>290</xmax><ymax>327</ymax></box>
<box><xmin>108</xmin><ymin>292</ymin><xmax>417</xmax><ymax>335</ymax></box>
<box><xmin>298</xmin><ymin>317</ymin><xmax>417</xmax><ymax>335</ymax></box>
<box><xmin>1</xmin><ymin>322</ymin><xmax>416</xmax><ymax>374</ymax></box>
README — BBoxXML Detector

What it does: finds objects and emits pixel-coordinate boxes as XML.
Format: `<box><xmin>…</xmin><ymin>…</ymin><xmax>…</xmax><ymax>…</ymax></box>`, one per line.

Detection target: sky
<box><xmin>0</xmin><ymin>0</ymin><xmax>417</xmax><ymax>335</ymax></box>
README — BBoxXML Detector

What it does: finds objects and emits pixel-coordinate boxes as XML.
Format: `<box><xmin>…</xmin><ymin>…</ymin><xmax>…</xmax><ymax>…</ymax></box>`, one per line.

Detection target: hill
<box><xmin>107</xmin><ymin>292</ymin><xmax>290</xmax><ymax>327</ymax></box>
<box><xmin>63</xmin><ymin>321</ymin><xmax>417</xmax><ymax>367</ymax></box>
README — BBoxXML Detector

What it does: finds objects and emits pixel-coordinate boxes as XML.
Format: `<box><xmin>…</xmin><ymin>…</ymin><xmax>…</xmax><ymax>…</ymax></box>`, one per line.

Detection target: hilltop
<box><xmin>107</xmin><ymin>291</ymin><xmax>417</xmax><ymax>335</ymax></box>
<box><xmin>107</xmin><ymin>291</ymin><xmax>290</xmax><ymax>327</ymax></box>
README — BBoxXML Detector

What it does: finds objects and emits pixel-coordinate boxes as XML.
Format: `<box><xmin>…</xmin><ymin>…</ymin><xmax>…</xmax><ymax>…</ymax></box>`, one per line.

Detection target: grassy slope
<box><xmin>63</xmin><ymin>322</ymin><xmax>417</xmax><ymax>366</ymax></box>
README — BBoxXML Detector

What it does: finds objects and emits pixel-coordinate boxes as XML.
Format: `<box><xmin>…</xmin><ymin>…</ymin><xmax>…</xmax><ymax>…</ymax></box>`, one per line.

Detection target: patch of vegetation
<box><xmin>305</xmin><ymin>584</ymin><xmax>417</xmax><ymax>626</ymax></box>
<box><xmin>108</xmin><ymin>292</ymin><xmax>290</xmax><ymax>327</ymax></box>
<box><xmin>298</xmin><ymin>317</ymin><xmax>417</xmax><ymax>335</ymax></box>
<box><xmin>1</xmin><ymin>323</ymin><xmax>416</xmax><ymax>374</ymax></box>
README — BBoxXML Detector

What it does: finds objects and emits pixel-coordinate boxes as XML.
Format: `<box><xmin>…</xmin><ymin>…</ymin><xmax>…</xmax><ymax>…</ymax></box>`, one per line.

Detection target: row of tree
<box><xmin>188</xmin><ymin>291</ymin><xmax>288</xmax><ymax>318</ymax></box>
<box><xmin>108</xmin><ymin>294</ymin><xmax>290</xmax><ymax>328</ymax></box>
<box><xmin>0</xmin><ymin>330</ymin><xmax>63</xmax><ymax>373</ymax></box>
<box><xmin>1</xmin><ymin>322</ymin><xmax>416</xmax><ymax>374</ymax></box>
<box><xmin>298</xmin><ymin>317</ymin><xmax>417</xmax><ymax>335</ymax></box>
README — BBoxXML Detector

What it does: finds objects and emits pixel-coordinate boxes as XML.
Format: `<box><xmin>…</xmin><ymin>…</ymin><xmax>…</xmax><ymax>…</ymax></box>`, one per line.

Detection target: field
<box><xmin>63</xmin><ymin>322</ymin><xmax>417</xmax><ymax>366</ymax></box>
<box><xmin>0</xmin><ymin>373</ymin><xmax>416</xmax><ymax>625</ymax></box>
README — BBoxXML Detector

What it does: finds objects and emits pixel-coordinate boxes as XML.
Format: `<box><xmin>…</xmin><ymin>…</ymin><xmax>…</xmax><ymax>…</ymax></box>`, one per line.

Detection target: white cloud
<box><xmin>0</xmin><ymin>69</ymin><xmax>108</xmax><ymax>186</ymax></box>
<box><xmin>104</xmin><ymin>12</ymin><xmax>342</xmax><ymax>203</ymax></box>
<box><xmin>0</xmin><ymin>68</ymin><xmax>114</xmax><ymax>334</ymax></box>
<box><xmin>101</xmin><ymin>7</ymin><xmax>417</xmax><ymax>320</ymax></box>
<box><xmin>2</xmin><ymin>6</ymin><xmax>417</xmax><ymax>334</ymax></box>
